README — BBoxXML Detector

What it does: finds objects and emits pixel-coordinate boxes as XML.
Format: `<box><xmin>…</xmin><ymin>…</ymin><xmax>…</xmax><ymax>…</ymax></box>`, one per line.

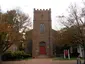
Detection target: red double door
<box><xmin>40</xmin><ymin>46</ymin><xmax>46</xmax><ymax>55</ymax></box>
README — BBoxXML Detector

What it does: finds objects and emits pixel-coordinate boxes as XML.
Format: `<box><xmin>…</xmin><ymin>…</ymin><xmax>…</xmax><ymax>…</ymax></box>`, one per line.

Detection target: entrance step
<box><xmin>37</xmin><ymin>55</ymin><xmax>49</xmax><ymax>58</ymax></box>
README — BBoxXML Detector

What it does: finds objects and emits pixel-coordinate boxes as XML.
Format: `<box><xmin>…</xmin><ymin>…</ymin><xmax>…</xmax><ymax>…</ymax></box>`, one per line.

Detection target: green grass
<box><xmin>53</xmin><ymin>57</ymin><xmax>84</xmax><ymax>60</ymax></box>
<box><xmin>23</xmin><ymin>57</ymin><xmax>32</xmax><ymax>60</ymax></box>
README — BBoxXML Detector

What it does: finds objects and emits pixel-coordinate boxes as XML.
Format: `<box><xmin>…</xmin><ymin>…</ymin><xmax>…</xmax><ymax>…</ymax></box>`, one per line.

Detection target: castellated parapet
<box><xmin>34</xmin><ymin>8</ymin><xmax>51</xmax><ymax>12</ymax></box>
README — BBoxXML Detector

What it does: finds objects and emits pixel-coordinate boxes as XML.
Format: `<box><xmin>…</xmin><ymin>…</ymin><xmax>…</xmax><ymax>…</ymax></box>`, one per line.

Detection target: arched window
<box><xmin>40</xmin><ymin>24</ymin><xmax>45</xmax><ymax>33</ymax></box>
<box><xmin>40</xmin><ymin>41</ymin><xmax>45</xmax><ymax>46</ymax></box>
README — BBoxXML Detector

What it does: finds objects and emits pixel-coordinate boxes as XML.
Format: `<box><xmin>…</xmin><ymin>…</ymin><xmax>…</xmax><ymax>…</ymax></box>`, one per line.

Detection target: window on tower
<box><xmin>40</xmin><ymin>24</ymin><xmax>45</xmax><ymax>33</ymax></box>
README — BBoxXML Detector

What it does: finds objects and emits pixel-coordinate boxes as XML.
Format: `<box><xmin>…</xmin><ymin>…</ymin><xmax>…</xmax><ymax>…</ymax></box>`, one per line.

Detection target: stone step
<box><xmin>37</xmin><ymin>55</ymin><xmax>49</xmax><ymax>58</ymax></box>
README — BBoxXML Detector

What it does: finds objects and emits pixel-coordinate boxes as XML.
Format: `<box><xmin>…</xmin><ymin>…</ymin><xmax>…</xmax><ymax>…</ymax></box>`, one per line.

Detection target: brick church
<box><xmin>24</xmin><ymin>8</ymin><xmax>56</xmax><ymax>58</ymax></box>
<box><xmin>29</xmin><ymin>8</ymin><xmax>57</xmax><ymax>58</ymax></box>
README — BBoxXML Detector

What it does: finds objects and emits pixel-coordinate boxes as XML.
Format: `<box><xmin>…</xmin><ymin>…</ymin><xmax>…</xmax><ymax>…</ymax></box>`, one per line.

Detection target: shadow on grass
<box><xmin>2</xmin><ymin>57</ymin><xmax>32</xmax><ymax>61</ymax></box>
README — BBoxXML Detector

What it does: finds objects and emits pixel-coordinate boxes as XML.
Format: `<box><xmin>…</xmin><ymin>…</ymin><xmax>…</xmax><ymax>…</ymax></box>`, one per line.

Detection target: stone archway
<box><xmin>39</xmin><ymin>41</ymin><xmax>46</xmax><ymax>55</ymax></box>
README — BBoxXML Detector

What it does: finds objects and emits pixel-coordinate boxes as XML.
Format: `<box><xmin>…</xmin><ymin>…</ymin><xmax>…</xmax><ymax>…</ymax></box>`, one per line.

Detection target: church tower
<box><xmin>32</xmin><ymin>9</ymin><xmax>53</xmax><ymax>58</ymax></box>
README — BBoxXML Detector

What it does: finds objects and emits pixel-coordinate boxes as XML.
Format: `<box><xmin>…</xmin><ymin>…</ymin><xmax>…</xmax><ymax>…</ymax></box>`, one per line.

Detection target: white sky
<box><xmin>0</xmin><ymin>0</ymin><xmax>83</xmax><ymax>30</ymax></box>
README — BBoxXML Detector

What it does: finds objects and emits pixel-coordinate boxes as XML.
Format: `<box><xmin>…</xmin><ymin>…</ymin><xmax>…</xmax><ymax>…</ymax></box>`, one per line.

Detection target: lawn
<box><xmin>53</xmin><ymin>57</ymin><xmax>84</xmax><ymax>60</ymax></box>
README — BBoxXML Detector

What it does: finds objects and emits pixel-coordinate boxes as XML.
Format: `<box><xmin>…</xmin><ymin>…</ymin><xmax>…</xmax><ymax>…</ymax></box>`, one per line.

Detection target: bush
<box><xmin>2</xmin><ymin>51</ymin><xmax>14</xmax><ymax>61</ymax></box>
<box><xmin>70</xmin><ymin>52</ymin><xmax>79</xmax><ymax>58</ymax></box>
<box><xmin>13</xmin><ymin>51</ymin><xmax>25</xmax><ymax>59</ymax></box>
<box><xmin>2</xmin><ymin>51</ymin><xmax>32</xmax><ymax>61</ymax></box>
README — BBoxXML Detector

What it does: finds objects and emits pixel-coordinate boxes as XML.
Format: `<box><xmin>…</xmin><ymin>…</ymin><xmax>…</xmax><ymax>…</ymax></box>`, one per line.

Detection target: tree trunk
<box><xmin>84</xmin><ymin>45</ymin><xmax>85</xmax><ymax>64</ymax></box>
<box><xmin>0</xmin><ymin>54</ymin><xmax>2</xmax><ymax>64</ymax></box>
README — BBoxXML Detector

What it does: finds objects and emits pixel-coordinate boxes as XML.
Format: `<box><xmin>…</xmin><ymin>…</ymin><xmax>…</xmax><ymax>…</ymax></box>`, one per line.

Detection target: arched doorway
<box><xmin>39</xmin><ymin>41</ymin><xmax>46</xmax><ymax>55</ymax></box>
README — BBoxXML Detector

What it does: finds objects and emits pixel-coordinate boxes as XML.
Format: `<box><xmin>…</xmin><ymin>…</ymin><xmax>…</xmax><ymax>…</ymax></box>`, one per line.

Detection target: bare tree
<box><xmin>57</xmin><ymin>3</ymin><xmax>85</xmax><ymax>63</ymax></box>
<box><xmin>7</xmin><ymin>9</ymin><xmax>31</xmax><ymax>33</ymax></box>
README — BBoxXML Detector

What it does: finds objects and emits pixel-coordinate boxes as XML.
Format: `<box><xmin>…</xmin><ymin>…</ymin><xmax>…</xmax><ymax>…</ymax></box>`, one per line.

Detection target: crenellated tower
<box><xmin>32</xmin><ymin>8</ymin><xmax>53</xmax><ymax>58</ymax></box>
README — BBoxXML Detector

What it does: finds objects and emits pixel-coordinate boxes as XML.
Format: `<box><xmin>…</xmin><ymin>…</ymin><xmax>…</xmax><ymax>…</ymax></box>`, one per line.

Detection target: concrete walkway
<box><xmin>2</xmin><ymin>59</ymin><xmax>52</xmax><ymax>64</ymax></box>
<box><xmin>2</xmin><ymin>59</ymin><xmax>84</xmax><ymax>64</ymax></box>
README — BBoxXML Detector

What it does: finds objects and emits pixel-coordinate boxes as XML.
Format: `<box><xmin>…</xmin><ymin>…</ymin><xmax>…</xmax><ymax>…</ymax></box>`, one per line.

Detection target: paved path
<box><xmin>2</xmin><ymin>59</ymin><xmax>84</xmax><ymax>64</ymax></box>
<box><xmin>2</xmin><ymin>59</ymin><xmax>52</xmax><ymax>64</ymax></box>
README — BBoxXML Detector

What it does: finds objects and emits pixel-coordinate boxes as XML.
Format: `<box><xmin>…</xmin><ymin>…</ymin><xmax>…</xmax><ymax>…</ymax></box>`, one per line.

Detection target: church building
<box><xmin>25</xmin><ymin>8</ymin><xmax>57</xmax><ymax>58</ymax></box>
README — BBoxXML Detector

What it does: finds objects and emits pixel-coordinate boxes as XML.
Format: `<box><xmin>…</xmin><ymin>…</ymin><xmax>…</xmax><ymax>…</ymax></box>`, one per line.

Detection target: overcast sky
<box><xmin>0</xmin><ymin>0</ymin><xmax>83</xmax><ymax>30</ymax></box>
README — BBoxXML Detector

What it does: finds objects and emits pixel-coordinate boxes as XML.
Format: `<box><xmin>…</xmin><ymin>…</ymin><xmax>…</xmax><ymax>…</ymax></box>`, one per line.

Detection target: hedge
<box><xmin>2</xmin><ymin>51</ymin><xmax>32</xmax><ymax>61</ymax></box>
